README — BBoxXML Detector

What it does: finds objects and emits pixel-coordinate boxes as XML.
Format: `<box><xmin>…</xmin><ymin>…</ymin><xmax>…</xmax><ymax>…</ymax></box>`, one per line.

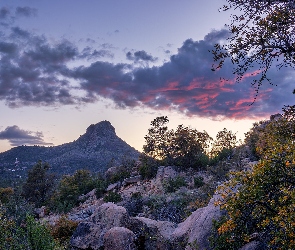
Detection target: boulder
<box><xmin>103</xmin><ymin>227</ymin><xmax>136</xmax><ymax>250</ymax></box>
<box><xmin>70</xmin><ymin>222</ymin><xmax>105</xmax><ymax>250</ymax></box>
<box><xmin>172</xmin><ymin>194</ymin><xmax>224</xmax><ymax>250</ymax></box>
<box><xmin>128</xmin><ymin>216</ymin><xmax>181</xmax><ymax>249</ymax></box>
<box><xmin>34</xmin><ymin>206</ymin><xmax>46</xmax><ymax>218</ymax></box>
<box><xmin>70</xmin><ymin>203</ymin><xmax>130</xmax><ymax>249</ymax></box>
<box><xmin>123</xmin><ymin>176</ymin><xmax>141</xmax><ymax>185</ymax></box>
<box><xmin>90</xmin><ymin>202</ymin><xmax>129</xmax><ymax>225</ymax></box>
<box><xmin>239</xmin><ymin>241</ymin><xmax>262</xmax><ymax>250</ymax></box>
<box><xmin>106</xmin><ymin>182</ymin><xmax>120</xmax><ymax>192</ymax></box>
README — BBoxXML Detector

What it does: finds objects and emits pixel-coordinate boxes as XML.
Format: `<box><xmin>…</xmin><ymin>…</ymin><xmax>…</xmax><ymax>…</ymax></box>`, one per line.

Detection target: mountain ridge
<box><xmin>0</xmin><ymin>121</ymin><xmax>140</xmax><ymax>177</ymax></box>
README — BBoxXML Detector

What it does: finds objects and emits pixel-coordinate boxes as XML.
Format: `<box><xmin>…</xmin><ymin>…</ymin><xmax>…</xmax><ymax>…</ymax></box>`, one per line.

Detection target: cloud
<box><xmin>0</xmin><ymin>7</ymin><xmax>10</xmax><ymax>19</ymax></box>
<box><xmin>74</xmin><ymin>32</ymin><xmax>294</xmax><ymax>119</ymax></box>
<box><xmin>0</xmin><ymin>9</ymin><xmax>293</xmax><ymax>120</ymax></box>
<box><xmin>0</xmin><ymin>126</ymin><xmax>53</xmax><ymax>147</ymax></box>
<box><xmin>126</xmin><ymin>50</ymin><xmax>158</xmax><ymax>63</ymax></box>
<box><xmin>0</xmin><ymin>6</ymin><xmax>37</xmax><ymax>26</ymax></box>
<box><xmin>80</xmin><ymin>46</ymin><xmax>114</xmax><ymax>60</ymax></box>
<box><xmin>15</xmin><ymin>7</ymin><xmax>37</xmax><ymax>18</ymax></box>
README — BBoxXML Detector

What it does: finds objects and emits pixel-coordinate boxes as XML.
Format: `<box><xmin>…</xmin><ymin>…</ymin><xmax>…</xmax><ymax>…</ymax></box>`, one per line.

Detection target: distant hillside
<box><xmin>0</xmin><ymin>121</ymin><xmax>140</xmax><ymax>178</ymax></box>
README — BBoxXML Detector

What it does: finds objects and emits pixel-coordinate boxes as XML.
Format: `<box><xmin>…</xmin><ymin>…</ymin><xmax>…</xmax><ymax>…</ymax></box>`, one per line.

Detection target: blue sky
<box><xmin>0</xmin><ymin>0</ymin><xmax>294</xmax><ymax>153</ymax></box>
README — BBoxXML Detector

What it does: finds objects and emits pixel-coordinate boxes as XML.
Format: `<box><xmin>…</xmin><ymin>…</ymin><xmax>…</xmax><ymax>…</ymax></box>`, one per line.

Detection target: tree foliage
<box><xmin>213</xmin><ymin>0</ymin><xmax>295</xmax><ymax>95</ymax></box>
<box><xmin>143</xmin><ymin>116</ymin><xmax>170</xmax><ymax>160</ymax></box>
<box><xmin>22</xmin><ymin>161</ymin><xmax>55</xmax><ymax>207</ymax></box>
<box><xmin>51</xmin><ymin>169</ymin><xmax>106</xmax><ymax>212</ymax></box>
<box><xmin>143</xmin><ymin>116</ymin><xmax>212</xmax><ymax>169</ymax></box>
<box><xmin>215</xmin><ymin>105</ymin><xmax>295</xmax><ymax>249</ymax></box>
<box><xmin>210</xmin><ymin>128</ymin><xmax>237</xmax><ymax>162</ymax></box>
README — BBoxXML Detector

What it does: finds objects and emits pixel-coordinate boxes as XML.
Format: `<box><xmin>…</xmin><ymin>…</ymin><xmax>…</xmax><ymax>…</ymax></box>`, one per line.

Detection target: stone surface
<box><xmin>103</xmin><ymin>227</ymin><xmax>136</xmax><ymax>250</ymax></box>
<box><xmin>123</xmin><ymin>175</ymin><xmax>141</xmax><ymax>185</ymax></box>
<box><xmin>106</xmin><ymin>182</ymin><xmax>119</xmax><ymax>191</ymax></box>
<box><xmin>172</xmin><ymin>194</ymin><xmax>224</xmax><ymax>250</ymax></box>
<box><xmin>70</xmin><ymin>222</ymin><xmax>104</xmax><ymax>250</ymax></box>
<box><xmin>239</xmin><ymin>241</ymin><xmax>262</xmax><ymax>250</ymax></box>
<box><xmin>70</xmin><ymin>203</ymin><xmax>130</xmax><ymax>249</ymax></box>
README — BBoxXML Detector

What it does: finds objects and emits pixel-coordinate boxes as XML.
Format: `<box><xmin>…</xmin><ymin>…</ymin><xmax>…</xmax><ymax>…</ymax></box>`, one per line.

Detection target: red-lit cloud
<box><xmin>0</xmin><ymin>8</ymin><xmax>293</xmax><ymax>120</ymax></box>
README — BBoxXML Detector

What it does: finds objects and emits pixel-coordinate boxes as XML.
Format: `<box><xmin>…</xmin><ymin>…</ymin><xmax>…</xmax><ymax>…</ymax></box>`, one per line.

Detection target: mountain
<box><xmin>0</xmin><ymin>121</ymin><xmax>140</xmax><ymax>178</ymax></box>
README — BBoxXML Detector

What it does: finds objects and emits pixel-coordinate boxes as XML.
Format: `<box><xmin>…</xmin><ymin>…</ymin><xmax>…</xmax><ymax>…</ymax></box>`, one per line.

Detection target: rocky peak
<box><xmin>85</xmin><ymin>121</ymin><xmax>116</xmax><ymax>138</ymax></box>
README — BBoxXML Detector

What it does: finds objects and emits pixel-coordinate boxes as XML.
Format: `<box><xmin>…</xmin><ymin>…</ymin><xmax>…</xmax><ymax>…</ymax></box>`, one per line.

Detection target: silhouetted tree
<box><xmin>213</xmin><ymin>0</ymin><xmax>295</xmax><ymax>95</ymax></box>
<box><xmin>143</xmin><ymin>117</ymin><xmax>211</xmax><ymax>169</ymax></box>
<box><xmin>22</xmin><ymin>160</ymin><xmax>55</xmax><ymax>207</ymax></box>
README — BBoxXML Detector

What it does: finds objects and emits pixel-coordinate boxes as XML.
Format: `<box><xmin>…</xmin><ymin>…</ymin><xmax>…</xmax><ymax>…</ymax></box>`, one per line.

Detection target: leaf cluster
<box><xmin>215</xmin><ymin>105</ymin><xmax>295</xmax><ymax>249</ymax></box>
<box><xmin>143</xmin><ymin>116</ymin><xmax>211</xmax><ymax>170</ymax></box>
<box><xmin>213</xmin><ymin>0</ymin><xmax>295</xmax><ymax>96</ymax></box>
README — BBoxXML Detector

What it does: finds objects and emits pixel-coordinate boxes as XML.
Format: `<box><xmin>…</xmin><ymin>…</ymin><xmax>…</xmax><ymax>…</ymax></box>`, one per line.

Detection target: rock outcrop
<box><xmin>172</xmin><ymin>194</ymin><xmax>224</xmax><ymax>250</ymax></box>
<box><xmin>70</xmin><ymin>202</ymin><xmax>130</xmax><ymax>249</ymax></box>
<box><xmin>103</xmin><ymin>227</ymin><xmax>136</xmax><ymax>250</ymax></box>
<box><xmin>70</xmin><ymin>194</ymin><xmax>224</xmax><ymax>250</ymax></box>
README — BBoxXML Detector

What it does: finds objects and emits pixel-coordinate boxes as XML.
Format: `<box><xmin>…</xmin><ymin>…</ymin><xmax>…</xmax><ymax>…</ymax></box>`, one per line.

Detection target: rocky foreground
<box><xmin>40</xmin><ymin>160</ymin><xmax>259</xmax><ymax>250</ymax></box>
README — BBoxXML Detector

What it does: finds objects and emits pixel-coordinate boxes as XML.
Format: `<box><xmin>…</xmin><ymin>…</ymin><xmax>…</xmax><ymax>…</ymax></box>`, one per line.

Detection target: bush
<box><xmin>163</xmin><ymin>176</ymin><xmax>186</xmax><ymax>193</ymax></box>
<box><xmin>51</xmin><ymin>169</ymin><xmax>104</xmax><ymax>212</ymax></box>
<box><xmin>193</xmin><ymin>176</ymin><xmax>205</xmax><ymax>188</ymax></box>
<box><xmin>125</xmin><ymin>192</ymin><xmax>143</xmax><ymax>217</ymax></box>
<box><xmin>214</xmin><ymin>105</ymin><xmax>295</xmax><ymax>249</ymax></box>
<box><xmin>50</xmin><ymin>215</ymin><xmax>78</xmax><ymax>247</ymax></box>
<box><xmin>138</xmin><ymin>153</ymin><xmax>158</xmax><ymax>180</ymax></box>
<box><xmin>26</xmin><ymin>214</ymin><xmax>55</xmax><ymax>250</ymax></box>
<box><xmin>145</xmin><ymin>195</ymin><xmax>190</xmax><ymax>223</ymax></box>
<box><xmin>0</xmin><ymin>209</ymin><xmax>56</xmax><ymax>250</ymax></box>
<box><xmin>0</xmin><ymin>187</ymin><xmax>14</xmax><ymax>204</ymax></box>
<box><xmin>103</xmin><ymin>191</ymin><xmax>122</xmax><ymax>203</ymax></box>
<box><xmin>94</xmin><ymin>178</ymin><xmax>107</xmax><ymax>199</ymax></box>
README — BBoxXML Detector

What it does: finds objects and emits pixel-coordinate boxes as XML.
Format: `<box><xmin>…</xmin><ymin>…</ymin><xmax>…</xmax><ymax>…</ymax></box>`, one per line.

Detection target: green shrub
<box><xmin>51</xmin><ymin>169</ymin><xmax>104</xmax><ymax>212</ymax></box>
<box><xmin>163</xmin><ymin>176</ymin><xmax>187</xmax><ymax>193</ymax></box>
<box><xmin>50</xmin><ymin>215</ymin><xmax>78</xmax><ymax>248</ymax></box>
<box><xmin>193</xmin><ymin>176</ymin><xmax>205</xmax><ymax>188</ymax></box>
<box><xmin>138</xmin><ymin>153</ymin><xmax>158</xmax><ymax>180</ymax></box>
<box><xmin>0</xmin><ymin>187</ymin><xmax>14</xmax><ymax>204</ymax></box>
<box><xmin>0</xmin><ymin>208</ymin><xmax>28</xmax><ymax>250</ymax></box>
<box><xmin>106</xmin><ymin>167</ymin><xmax>130</xmax><ymax>184</ymax></box>
<box><xmin>26</xmin><ymin>214</ymin><xmax>55</xmax><ymax>250</ymax></box>
<box><xmin>22</xmin><ymin>161</ymin><xmax>55</xmax><ymax>208</ymax></box>
<box><xmin>94</xmin><ymin>179</ymin><xmax>107</xmax><ymax>199</ymax></box>
<box><xmin>103</xmin><ymin>192</ymin><xmax>122</xmax><ymax>203</ymax></box>
<box><xmin>0</xmin><ymin>209</ymin><xmax>56</xmax><ymax>250</ymax></box>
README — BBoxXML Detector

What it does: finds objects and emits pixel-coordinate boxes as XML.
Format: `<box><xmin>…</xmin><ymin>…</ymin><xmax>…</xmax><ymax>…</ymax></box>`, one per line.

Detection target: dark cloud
<box><xmin>74</xmin><ymin>30</ymin><xmax>293</xmax><ymax>119</ymax></box>
<box><xmin>0</xmin><ymin>126</ymin><xmax>53</xmax><ymax>147</ymax></box>
<box><xmin>80</xmin><ymin>46</ymin><xmax>114</xmax><ymax>60</ymax></box>
<box><xmin>126</xmin><ymin>50</ymin><xmax>158</xmax><ymax>63</ymax></box>
<box><xmin>0</xmin><ymin>9</ymin><xmax>293</xmax><ymax>120</ymax></box>
<box><xmin>15</xmin><ymin>7</ymin><xmax>37</xmax><ymax>18</ymax></box>
<box><xmin>0</xmin><ymin>7</ymin><xmax>10</xmax><ymax>19</ymax></box>
<box><xmin>0</xmin><ymin>6</ymin><xmax>37</xmax><ymax>26</ymax></box>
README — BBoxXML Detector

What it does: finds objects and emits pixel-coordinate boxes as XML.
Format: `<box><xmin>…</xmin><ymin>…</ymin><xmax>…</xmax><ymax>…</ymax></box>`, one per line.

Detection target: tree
<box><xmin>143</xmin><ymin>116</ymin><xmax>170</xmax><ymax>160</ymax></box>
<box><xmin>143</xmin><ymin>117</ymin><xmax>212</xmax><ymax>169</ymax></box>
<box><xmin>213</xmin><ymin>0</ymin><xmax>295</xmax><ymax>95</ymax></box>
<box><xmin>51</xmin><ymin>169</ymin><xmax>105</xmax><ymax>212</ymax></box>
<box><xmin>22</xmin><ymin>161</ymin><xmax>55</xmax><ymax>207</ymax></box>
<box><xmin>210</xmin><ymin>128</ymin><xmax>237</xmax><ymax>161</ymax></box>
<box><xmin>169</xmin><ymin>125</ymin><xmax>211</xmax><ymax>169</ymax></box>
<box><xmin>214</xmin><ymin>105</ymin><xmax>295</xmax><ymax>249</ymax></box>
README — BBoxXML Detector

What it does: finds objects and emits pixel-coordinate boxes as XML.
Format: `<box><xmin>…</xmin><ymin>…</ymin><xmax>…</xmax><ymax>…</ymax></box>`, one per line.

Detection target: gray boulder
<box><xmin>239</xmin><ymin>241</ymin><xmax>262</xmax><ymax>250</ymax></box>
<box><xmin>172</xmin><ymin>194</ymin><xmax>224</xmax><ymax>250</ymax></box>
<box><xmin>103</xmin><ymin>227</ymin><xmax>136</xmax><ymax>250</ymax></box>
<box><xmin>128</xmin><ymin>216</ymin><xmax>178</xmax><ymax>250</ymax></box>
<box><xmin>70</xmin><ymin>203</ymin><xmax>130</xmax><ymax>249</ymax></box>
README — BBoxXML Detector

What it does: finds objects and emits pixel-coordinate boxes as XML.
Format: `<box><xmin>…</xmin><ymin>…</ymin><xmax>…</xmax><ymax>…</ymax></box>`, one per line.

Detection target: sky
<box><xmin>0</xmin><ymin>0</ymin><xmax>294</xmax><ymax>153</ymax></box>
